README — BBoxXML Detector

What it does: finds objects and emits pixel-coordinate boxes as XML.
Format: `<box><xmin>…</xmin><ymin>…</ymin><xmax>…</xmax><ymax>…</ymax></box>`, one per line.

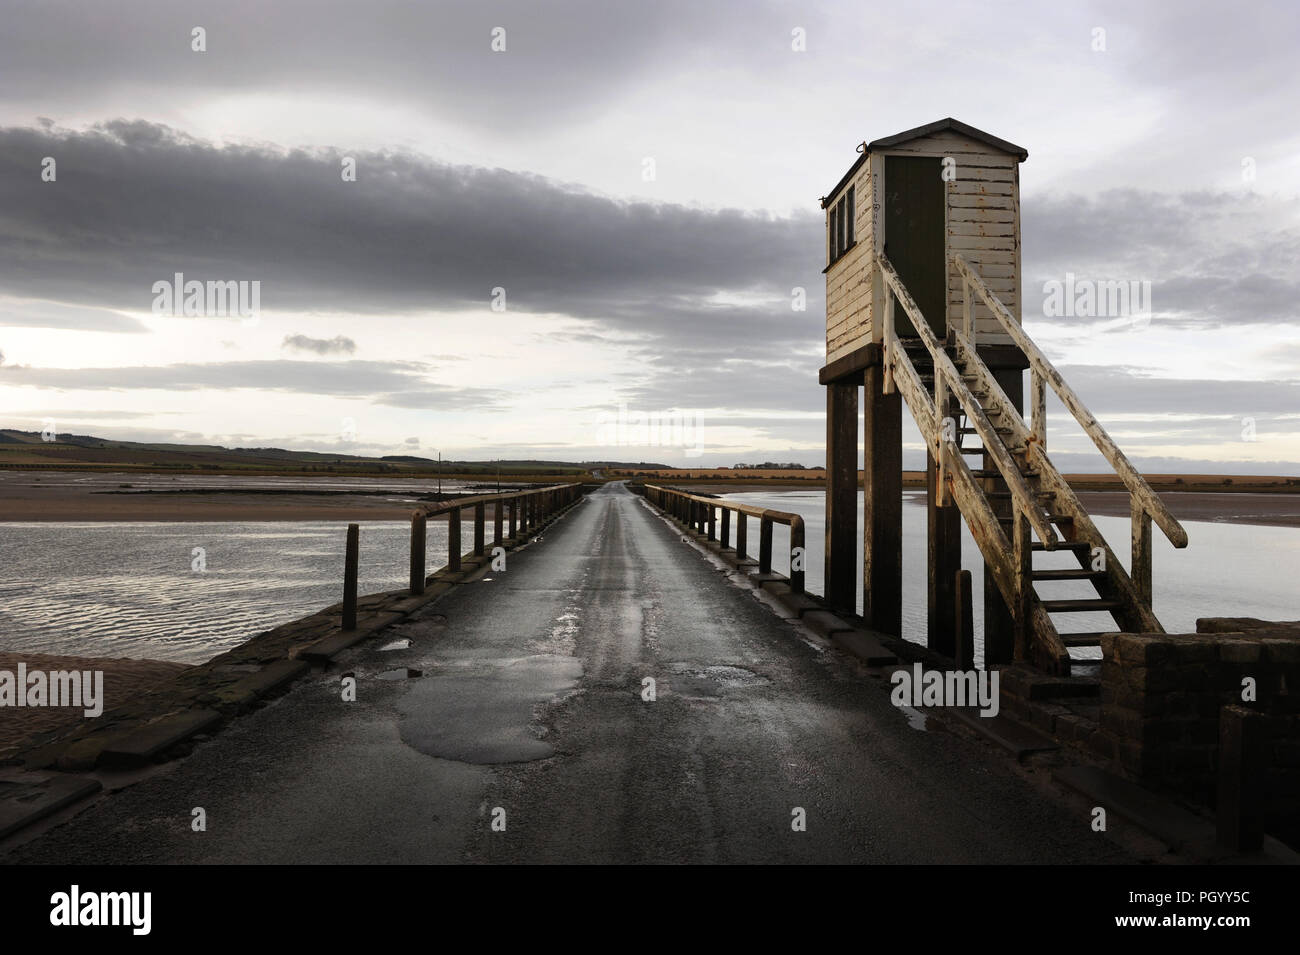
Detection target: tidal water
<box><xmin>722</xmin><ymin>489</ymin><xmax>1299</xmax><ymax>663</ymax></box>
<box><xmin>0</xmin><ymin>519</ymin><xmax>475</xmax><ymax>664</ymax></box>
<box><xmin>1</xmin><ymin>492</ymin><xmax>1294</xmax><ymax>666</ymax></box>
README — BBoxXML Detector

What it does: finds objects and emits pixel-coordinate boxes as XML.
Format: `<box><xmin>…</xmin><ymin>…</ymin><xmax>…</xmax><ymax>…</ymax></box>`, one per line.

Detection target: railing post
<box><xmin>343</xmin><ymin>522</ymin><xmax>359</xmax><ymax>630</ymax></box>
<box><xmin>790</xmin><ymin>518</ymin><xmax>805</xmax><ymax>593</ymax></box>
<box><xmin>706</xmin><ymin>503</ymin><xmax>715</xmax><ymax>541</ymax></box>
<box><xmin>721</xmin><ymin>508</ymin><xmax>731</xmax><ymax>549</ymax></box>
<box><xmin>883</xmin><ymin>289</ymin><xmax>896</xmax><ymax>394</ymax></box>
<box><xmin>955</xmin><ymin>569</ymin><xmax>974</xmax><ymax>669</ymax></box>
<box><xmin>962</xmin><ymin>275</ymin><xmax>973</xmax><ymax>341</ymax></box>
<box><xmin>1031</xmin><ymin>370</ymin><xmax>1046</xmax><ymax>450</ymax></box>
<box><xmin>737</xmin><ymin>513</ymin><xmax>748</xmax><ymax>560</ymax></box>
<box><xmin>474</xmin><ymin>501</ymin><xmax>486</xmax><ymax>556</ymax></box>
<box><xmin>448</xmin><ymin>506</ymin><xmax>462</xmax><ymax>572</ymax></box>
<box><xmin>494</xmin><ymin>496</ymin><xmax>504</xmax><ymax>544</ymax></box>
<box><xmin>1132</xmin><ymin>498</ymin><xmax>1153</xmax><ymax>606</ymax></box>
<box><xmin>759</xmin><ymin>517</ymin><xmax>773</xmax><ymax>573</ymax></box>
<box><xmin>409</xmin><ymin>513</ymin><xmax>426</xmax><ymax>595</ymax></box>
<box><xmin>1217</xmin><ymin>705</ymin><xmax>1264</xmax><ymax>852</ymax></box>
<box><xmin>936</xmin><ymin>368</ymin><xmax>951</xmax><ymax>508</ymax></box>
<box><xmin>1012</xmin><ymin>508</ymin><xmax>1031</xmax><ymax>662</ymax></box>
<box><xmin>509</xmin><ymin>498</ymin><xmax>518</xmax><ymax>539</ymax></box>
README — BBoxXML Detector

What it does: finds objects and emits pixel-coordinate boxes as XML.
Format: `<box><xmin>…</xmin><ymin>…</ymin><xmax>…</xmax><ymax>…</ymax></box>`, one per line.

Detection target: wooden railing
<box><xmin>953</xmin><ymin>254</ymin><xmax>1189</xmax><ymax>602</ymax></box>
<box><xmin>340</xmin><ymin>482</ymin><xmax>583</xmax><ymax>629</ymax></box>
<box><xmin>641</xmin><ymin>484</ymin><xmax>807</xmax><ymax>593</ymax></box>
<box><xmin>876</xmin><ymin>254</ymin><xmax>1065</xmax><ymax>667</ymax></box>
<box><xmin>878</xmin><ymin>254</ymin><xmax>1058</xmax><ymax>549</ymax></box>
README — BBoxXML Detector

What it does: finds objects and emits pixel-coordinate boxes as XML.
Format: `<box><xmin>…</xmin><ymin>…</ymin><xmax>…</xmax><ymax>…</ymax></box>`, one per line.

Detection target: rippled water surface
<box><xmin>0</xmin><ymin>520</ymin><xmax>473</xmax><ymax>664</ymax></box>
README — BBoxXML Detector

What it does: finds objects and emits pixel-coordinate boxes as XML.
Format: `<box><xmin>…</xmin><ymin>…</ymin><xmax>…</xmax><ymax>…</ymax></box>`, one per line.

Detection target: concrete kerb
<box><xmin>0</xmin><ymin>492</ymin><xmax>587</xmax><ymax>840</ymax></box>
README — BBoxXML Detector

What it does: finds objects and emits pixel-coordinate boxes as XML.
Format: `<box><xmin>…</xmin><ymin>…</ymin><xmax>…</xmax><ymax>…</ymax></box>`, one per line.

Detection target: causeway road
<box><xmin>9</xmin><ymin>482</ymin><xmax>1134</xmax><ymax>864</ymax></box>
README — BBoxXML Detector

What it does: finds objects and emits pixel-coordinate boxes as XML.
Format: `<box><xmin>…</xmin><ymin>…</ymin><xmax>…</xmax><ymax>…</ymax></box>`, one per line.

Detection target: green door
<box><xmin>883</xmin><ymin>156</ymin><xmax>946</xmax><ymax>339</ymax></box>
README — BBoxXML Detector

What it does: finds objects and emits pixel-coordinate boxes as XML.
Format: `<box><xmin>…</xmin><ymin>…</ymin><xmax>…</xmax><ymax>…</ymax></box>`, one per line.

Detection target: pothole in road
<box><xmin>378</xmin><ymin>638</ymin><xmax>412</xmax><ymax>652</ymax></box>
<box><xmin>665</xmin><ymin>663</ymin><xmax>769</xmax><ymax>687</ymax></box>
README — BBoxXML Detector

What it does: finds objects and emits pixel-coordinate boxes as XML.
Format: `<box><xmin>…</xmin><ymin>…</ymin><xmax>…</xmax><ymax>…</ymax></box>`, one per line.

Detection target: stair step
<box><xmin>1041</xmin><ymin>598</ymin><xmax>1123</xmax><ymax>613</ymax></box>
<box><xmin>1032</xmin><ymin>541</ymin><xmax>1092</xmax><ymax>552</ymax></box>
<box><xmin>1057</xmin><ymin>632</ymin><xmax>1111</xmax><ymax>647</ymax></box>
<box><xmin>1031</xmin><ymin>568</ymin><xmax>1105</xmax><ymax>581</ymax></box>
<box><xmin>987</xmin><ymin>490</ymin><xmax>1053</xmax><ymax>500</ymax></box>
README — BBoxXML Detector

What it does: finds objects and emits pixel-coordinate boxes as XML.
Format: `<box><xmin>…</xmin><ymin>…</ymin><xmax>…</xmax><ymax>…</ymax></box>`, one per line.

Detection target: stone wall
<box><xmin>1099</xmin><ymin>619</ymin><xmax>1300</xmax><ymax>846</ymax></box>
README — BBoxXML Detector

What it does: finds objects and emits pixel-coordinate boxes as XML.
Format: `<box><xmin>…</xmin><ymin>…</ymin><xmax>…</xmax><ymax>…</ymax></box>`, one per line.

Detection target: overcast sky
<box><xmin>1</xmin><ymin>0</ymin><xmax>1297</xmax><ymax>471</ymax></box>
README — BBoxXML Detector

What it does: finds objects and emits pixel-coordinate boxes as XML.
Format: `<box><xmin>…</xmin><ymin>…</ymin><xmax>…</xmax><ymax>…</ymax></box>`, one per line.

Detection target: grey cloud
<box><xmin>0</xmin><ymin>358</ymin><xmax>506</xmax><ymax>410</ymax></box>
<box><xmin>0</xmin><ymin>1</ymin><xmax>771</xmax><ymax>133</ymax></box>
<box><xmin>1022</xmin><ymin>189</ymin><xmax>1300</xmax><ymax>327</ymax></box>
<box><xmin>282</xmin><ymin>334</ymin><xmax>357</xmax><ymax>355</ymax></box>
<box><xmin>0</xmin><ymin>122</ymin><xmax>823</xmax><ymax>363</ymax></box>
<box><xmin>1051</xmin><ymin>365</ymin><xmax>1300</xmax><ymax>417</ymax></box>
<box><xmin>0</xmin><ymin>298</ymin><xmax>147</xmax><ymax>333</ymax></box>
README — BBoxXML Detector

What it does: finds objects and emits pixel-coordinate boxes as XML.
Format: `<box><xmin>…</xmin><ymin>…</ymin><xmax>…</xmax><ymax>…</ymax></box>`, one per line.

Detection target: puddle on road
<box><xmin>378</xmin><ymin>638</ymin><xmax>412</xmax><ymax>652</ymax></box>
<box><xmin>397</xmin><ymin>654</ymin><xmax>583</xmax><ymax>764</ymax></box>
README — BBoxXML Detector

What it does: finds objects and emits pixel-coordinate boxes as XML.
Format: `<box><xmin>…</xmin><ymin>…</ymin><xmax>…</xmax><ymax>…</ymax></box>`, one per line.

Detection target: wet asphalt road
<box><xmin>8</xmin><ymin>483</ymin><xmax>1134</xmax><ymax>864</ymax></box>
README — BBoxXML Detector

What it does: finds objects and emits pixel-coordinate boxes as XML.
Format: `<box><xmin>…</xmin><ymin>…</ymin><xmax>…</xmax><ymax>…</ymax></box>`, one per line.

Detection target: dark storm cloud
<box><xmin>1022</xmin><ymin>189</ymin><xmax>1300</xmax><ymax>326</ymax></box>
<box><xmin>0</xmin><ymin>0</ymin><xmax>778</xmax><ymax>133</ymax></box>
<box><xmin>0</xmin><ymin>121</ymin><xmax>823</xmax><ymax>356</ymax></box>
<box><xmin>0</xmin><ymin>358</ymin><xmax>505</xmax><ymax>410</ymax></box>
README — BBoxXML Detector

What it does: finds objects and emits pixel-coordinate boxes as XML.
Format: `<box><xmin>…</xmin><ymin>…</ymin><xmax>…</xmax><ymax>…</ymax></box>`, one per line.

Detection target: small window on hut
<box><xmin>845</xmin><ymin>186</ymin><xmax>855</xmax><ymax>247</ymax></box>
<box><xmin>827</xmin><ymin>188</ymin><xmax>856</xmax><ymax>267</ymax></box>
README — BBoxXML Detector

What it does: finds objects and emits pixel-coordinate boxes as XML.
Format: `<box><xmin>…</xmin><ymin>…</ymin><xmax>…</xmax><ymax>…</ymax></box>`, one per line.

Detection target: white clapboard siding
<box><xmin>825</xmin><ymin>128</ymin><xmax>1024</xmax><ymax>358</ymax></box>
<box><xmin>825</xmin><ymin>160</ymin><xmax>874</xmax><ymax>362</ymax></box>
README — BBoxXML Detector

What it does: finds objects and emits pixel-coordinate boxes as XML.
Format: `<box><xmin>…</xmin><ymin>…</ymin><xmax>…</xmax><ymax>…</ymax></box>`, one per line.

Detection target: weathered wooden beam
<box><xmin>955</xmin><ymin>569</ymin><xmax>975</xmax><ymax>669</ymax></box>
<box><xmin>1132</xmin><ymin>498</ymin><xmax>1153</xmax><ymax>607</ymax></box>
<box><xmin>928</xmin><ymin>451</ymin><xmax>961</xmax><ymax>657</ymax></box>
<box><xmin>818</xmin><ymin>342</ymin><xmax>881</xmax><ymax>384</ymax></box>
<box><xmin>448</xmin><ymin>506</ymin><xmax>461</xmax><ymax>571</ymax></box>
<box><xmin>1217</xmin><ymin>705</ymin><xmax>1264</xmax><ymax>852</ymax></box>
<box><xmin>863</xmin><ymin>364</ymin><xmax>902</xmax><ymax>636</ymax></box>
<box><xmin>824</xmin><ymin>380</ymin><xmax>859</xmax><ymax>611</ymax></box>
<box><xmin>409</xmin><ymin>512</ymin><xmax>426</xmax><ymax>595</ymax></box>
<box><xmin>343</xmin><ymin>523</ymin><xmax>359</xmax><ymax>630</ymax></box>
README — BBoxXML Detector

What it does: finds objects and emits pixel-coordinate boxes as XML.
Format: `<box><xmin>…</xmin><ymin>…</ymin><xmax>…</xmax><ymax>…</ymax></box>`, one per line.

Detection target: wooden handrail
<box><xmin>643</xmin><ymin>483</ymin><xmax>806</xmax><ymax>592</ymax></box>
<box><xmin>952</xmin><ymin>254</ymin><xmax>1188</xmax><ymax>550</ymax></box>
<box><xmin>877</xmin><ymin>254</ymin><xmax>1059</xmax><ymax>549</ymax></box>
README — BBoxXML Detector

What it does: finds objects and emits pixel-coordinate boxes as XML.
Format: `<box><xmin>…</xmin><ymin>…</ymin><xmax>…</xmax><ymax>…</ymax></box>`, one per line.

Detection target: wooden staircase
<box><xmin>878</xmin><ymin>255</ymin><xmax>1187</xmax><ymax>675</ymax></box>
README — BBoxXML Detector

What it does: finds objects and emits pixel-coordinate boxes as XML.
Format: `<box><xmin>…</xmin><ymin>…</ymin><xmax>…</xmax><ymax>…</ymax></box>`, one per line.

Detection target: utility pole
<box><xmin>496</xmin><ymin>459</ymin><xmax>501</xmax><ymax>494</ymax></box>
<box><xmin>437</xmin><ymin>451</ymin><xmax>442</xmax><ymax>498</ymax></box>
